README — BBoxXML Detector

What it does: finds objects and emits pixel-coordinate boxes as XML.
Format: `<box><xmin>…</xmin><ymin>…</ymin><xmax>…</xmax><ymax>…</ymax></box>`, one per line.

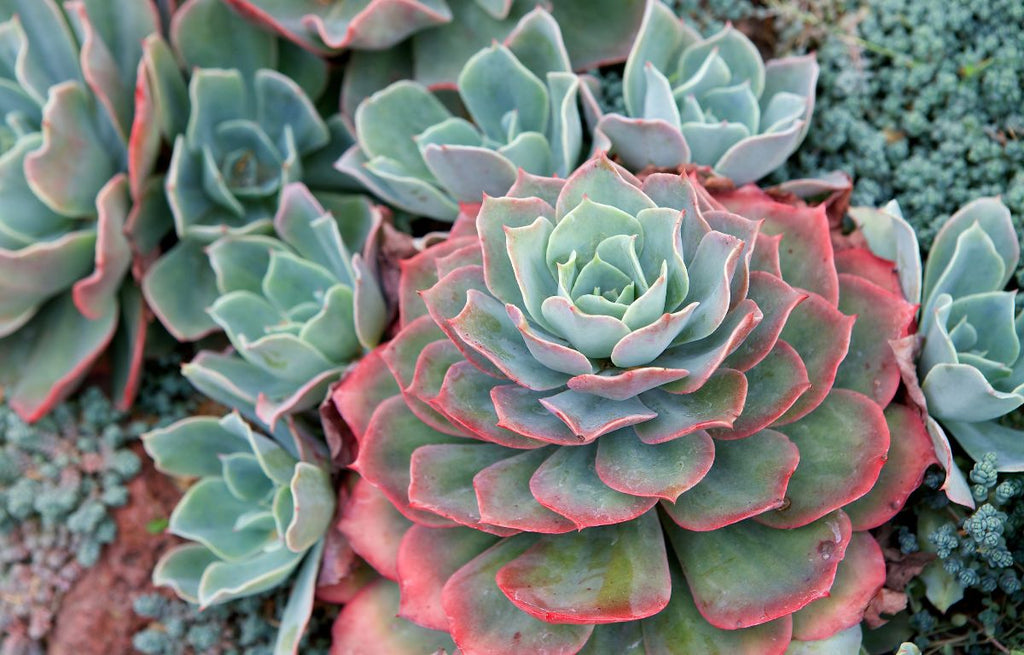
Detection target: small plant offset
<box><xmin>1</xmin><ymin>0</ymin><xmax>1022</xmax><ymax>653</ymax></box>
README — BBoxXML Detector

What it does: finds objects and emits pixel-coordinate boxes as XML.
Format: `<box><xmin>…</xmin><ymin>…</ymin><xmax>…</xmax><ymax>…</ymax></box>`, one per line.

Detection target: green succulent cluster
<box><xmin>338</xmin><ymin>8</ymin><xmax>600</xmax><ymax>221</ymax></box>
<box><xmin>144</xmin><ymin>412</ymin><xmax>336</xmax><ymax>655</ymax></box>
<box><xmin>593</xmin><ymin>1</ymin><xmax>817</xmax><ymax>183</ymax></box>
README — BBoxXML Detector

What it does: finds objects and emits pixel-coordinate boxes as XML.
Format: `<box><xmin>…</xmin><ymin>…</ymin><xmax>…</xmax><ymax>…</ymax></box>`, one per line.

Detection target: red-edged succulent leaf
<box><xmin>724</xmin><ymin>271</ymin><xmax>806</xmax><ymax>371</ymax></box>
<box><xmin>751</xmin><ymin>232</ymin><xmax>783</xmax><ymax>278</ymax></box>
<box><xmin>330</xmin><ymin>579</ymin><xmax>456</xmax><ymax>655</ymax></box>
<box><xmin>791</xmin><ymin>532</ymin><xmax>886</xmax><ymax>641</ymax></box>
<box><xmin>449</xmin><ymin>289</ymin><xmax>570</xmax><ymax>389</ymax></box>
<box><xmin>758</xmin><ymin>389</ymin><xmax>889</xmax><ymax>529</ymax></box>
<box><xmin>716</xmin><ymin>187</ymin><xmax>839</xmax><ymax>306</ymax></box>
<box><xmin>397</xmin><ymin>524</ymin><xmax>498</xmax><ymax>631</ymax></box>
<box><xmin>775</xmin><ymin>293</ymin><xmax>854</xmax><ymax>424</ymax></box>
<box><xmin>712</xmin><ymin>340</ymin><xmax>809</xmax><ymax>440</ymax></box>
<box><xmin>491</xmin><ymin>384</ymin><xmax>585</xmax><ymax>446</ymax></box>
<box><xmin>110</xmin><ymin>285</ymin><xmax>149</xmax><ymax>411</ymax></box>
<box><xmin>595</xmin><ymin>429</ymin><xmax>715</xmax><ymax>501</ymax></box>
<box><xmin>834</xmin><ymin>247</ymin><xmax>902</xmax><ymax>297</ymax></box>
<box><xmin>337</xmin><ymin>477</ymin><xmax>412</xmax><ymax>581</ymax></box>
<box><xmin>668</xmin><ymin>511</ymin><xmax>853</xmax><ymax>630</ymax></box>
<box><xmin>421</xmin><ymin>266</ymin><xmax>509</xmax><ymax>379</ymax></box>
<box><xmin>431</xmin><ymin>360</ymin><xmax>546</xmax><ymax>449</ymax></box>
<box><xmin>380</xmin><ymin>315</ymin><xmax>466</xmax><ymax>436</ymax></box>
<box><xmin>495</xmin><ymin>512</ymin><xmax>671</xmax><ymax>624</ymax></box>
<box><xmin>476</xmin><ymin>194</ymin><xmax>556</xmax><ymax>310</ymax></box>
<box><xmin>398</xmin><ymin>235</ymin><xmax>477</xmax><ymax>327</ymax></box>
<box><xmin>332</xmin><ymin>348</ymin><xmax>400</xmax><ymax>440</ymax></box>
<box><xmin>529</xmin><ymin>443</ymin><xmax>658</xmax><ymax>529</ymax></box>
<box><xmin>407</xmin><ymin>339</ymin><xmax>463</xmax><ymax>403</ymax></box>
<box><xmin>3</xmin><ymin>294</ymin><xmax>118</xmax><ymax>423</ymax></box>
<box><xmin>539</xmin><ymin>389</ymin><xmax>658</xmax><ymax>441</ymax></box>
<box><xmin>71</xmin><ymin>175</ymin><xmax>132</xmax><ymax>320</ymax></box>
<box><xmin>566</xmin><ymin>365</ymin><xmax>691</xmax><ymax>401</ymax></box>
<box><xmin>663</xmin><ymin>429</ymin><xmax>799</xmax><ymax>531</ymax></box>
<box><xmin>845</xmin><ymin>404</ymin><xmax>939</xmax><ymax>530</ymax></box>
<box><xmin>634</xmin><ymin>370</ymin><xmax>747</xmax><ymax>444</ymax></box>
<box><xmin>833</xmin><ymin>273</ymin><xmax>916</xmax><ymax>407</ymax></box>
<box><xmin>408</xmin><ymin>443</ymin><xmax>519</xmax><ymax>534</ymax></box>
<box><xmin>658</xmin><ymin>300</ymin><xmax>763</xmax><ymax>394</ymax></box>
<box><xmin>351</xmin><ymin>395</ymin><xmax>462</xmax><ymax>527</ymax></box>
<box><xmin>640</xmin><ymin>562</ymin><xmax>792</xmax><ymax>655</ymax></box>
<box><xmin>474</xmin><ymin>447</ymin><xmax>577</xmax><ymax>534</ymax></box>
<box><xmin>442</xmin><ymin>535</ymin><xmax>594</xmax><ymax>655</ymax></box>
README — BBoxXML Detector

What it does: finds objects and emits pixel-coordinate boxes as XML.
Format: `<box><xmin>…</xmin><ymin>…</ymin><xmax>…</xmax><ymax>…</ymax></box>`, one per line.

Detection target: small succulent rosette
<box><xmin>338</xmin><ymin>8</ymin><xmax>603</xmax><ymax>221</ymax></box>
<box><xmin>145</xmin><ymin>412</ymin><xmax>334</xmax><ymax>655</ymax></box>
<box><xmin>223</xmin><ymin>0</ymin><xmax>645</xmax><ymax>119</ymax></box>
<box><xmin>855</xmin><ymin>198</ymin><xmax>1024</xmax><ymax>474</ymax></box>
<box><xmin>594</xmin><ymin>1</ymin><xmax>817</xmax><ymax>184</ymax></box>
<box><xmin>141</xmin><ymin>0</ymin><xmax>361</xmax><ymax>342</ymax></box>
<box><xmin>0</xmin><ymin>0</ymin><xmax>182</xmax><ymax>420</ymax></box>
<box><xmin>180</xmin><ymin>183</ymin><xmax>387</xmax><ymax>428</ymax></box>
<box><xmin>326</xmin><ymin>155</ymin><xmax>937</xmax><ymax>653</ymax></box>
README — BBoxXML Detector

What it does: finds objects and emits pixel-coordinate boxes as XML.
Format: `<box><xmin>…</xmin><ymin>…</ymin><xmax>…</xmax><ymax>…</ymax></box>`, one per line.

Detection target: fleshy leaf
<box><xmin>668</xmin><ymin>511</ymin><xmax>852</xmax><ymax>629</ymax></box>
<box><xmin>496</xmin><ymin>512</ymin><xmax>671</xmax><ymax>624</ymax></box>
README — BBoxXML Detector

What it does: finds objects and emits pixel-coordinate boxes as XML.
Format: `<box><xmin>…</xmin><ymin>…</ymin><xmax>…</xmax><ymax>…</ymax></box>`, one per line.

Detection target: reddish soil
<box><xmin>47</xmin><ymin>445</ymin><xmax>182</xmax><ymax>655</ymax></box>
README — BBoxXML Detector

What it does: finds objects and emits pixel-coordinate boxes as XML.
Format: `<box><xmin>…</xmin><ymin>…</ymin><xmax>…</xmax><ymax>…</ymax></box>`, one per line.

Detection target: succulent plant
<box><xmin>338</xmin><ymin>8</ymin><xmax>601</xmax><ymax>221</ymax></box>
<box><xmin>181</xmin><ymin>183</ymin><xmax>387</xmax><ymax>428</ymax></box>
<box><xmin>857</xmin><ymin>198</ymin><xmax>1024</xmax><ymax>473</ymax></box>
<box><xmin>328</xmin><ymin>155</ymin><xmax>935</xmax><ymax>653</ymax></box>
<box><xmin>593</xmin><ymin>1</ymin><xmax>817</xmax><ymax>184</ymax></box>
<box><xmin>0</xmin><ymin>0</ymin><xmax>177</xmax><ymax>421</ymax></box>
<box><xmin>144</xmin><ymin>412</ymin><xmax>335</xmax><ymax>655</ymax></box>
<box><xmin>222</xmin><ymin>0</ymin><xmax>645</xmax><ymax>115</ymax></box>
<box><xmin>140</xmin><ymin>0</ymin><xmax>361</xmax><ymax>342</ymax></box>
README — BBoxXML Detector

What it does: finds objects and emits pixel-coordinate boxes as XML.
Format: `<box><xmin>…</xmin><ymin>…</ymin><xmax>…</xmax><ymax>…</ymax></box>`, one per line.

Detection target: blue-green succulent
<box><xmin>594</xmin><ymin>1</ymin><xmax>817</xmax><ymax>184</ymax></box>
<box><xmin>144</xmin><ymin>412</ymin><xmax>335</xmax><ymax>655</ymax></box>
<box><xmin>181</xmin><ymin>183</ymin><xmax>387</xmax><ymax>428</ymax></box>
<box><xmin>338</xmin><ymin>7</ymin><xmax>601</xmax><ymax>221</ymax></box>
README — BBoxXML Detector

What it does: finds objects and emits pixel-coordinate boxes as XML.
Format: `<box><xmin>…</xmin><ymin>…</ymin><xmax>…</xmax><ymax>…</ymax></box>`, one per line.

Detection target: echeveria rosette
<box><xmin>144</xmin><ymin>412</ymin><xmax>335</xmax><ymax>655</ymax></box>
<box><xmin>338</xmin><ymin>7</ymin><xmax>602</xmax><ymax>221</ymax></box>
<box><xmin>858</xmin><ymin>198</ymin><xmax>1024</xmax><ymax>473</ymax></box>
<box><xmin>222</xmin><ymin>0</ymin><xmax>644</xmax><ymax>111</ymax></box>
<box><xmin>0</xmin><ymin>0</ymin><xmax>177</xmax><ymax>420</ymax></box>
<box><xmin>141</xmin><ymin>0</ymin><xmax>360</xmax><ymax>342</ymax></box>
<box><xmin>327</xmin><ymin>155</ymin><xmax>936</xmax><ymax>653</ymax></box>
<box><xmin>181</xmin><ymin>183</ymin><xmax>387</xmax><ymax>429</ymax></box>
<box><xmin>594</xmin><ymin>1</ymin><xmax>817</xmax><ymax>184</ymax></box>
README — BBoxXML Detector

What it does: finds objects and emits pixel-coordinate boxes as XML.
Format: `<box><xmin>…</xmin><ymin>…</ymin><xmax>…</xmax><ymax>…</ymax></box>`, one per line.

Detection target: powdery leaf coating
<box><xmin>331</xmin><ymin>154</ymin><xmax>918</xmax><ymax>653</ymax></box>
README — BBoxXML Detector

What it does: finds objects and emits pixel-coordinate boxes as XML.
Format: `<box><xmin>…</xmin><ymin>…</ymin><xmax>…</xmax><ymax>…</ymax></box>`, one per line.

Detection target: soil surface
<box><xmin>47</xmin><ymin>444</ymin><xmax>181</xmax><ymax>655</ymax></box>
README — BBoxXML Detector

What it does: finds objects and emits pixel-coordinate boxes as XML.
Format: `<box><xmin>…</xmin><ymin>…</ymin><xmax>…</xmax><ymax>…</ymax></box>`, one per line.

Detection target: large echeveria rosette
<box><xmin>327</xmin><ymin>155</ymin><xmax>937</xmax><ymax>653</ymax></box>
<box><xmin>338</xmin><ymin>7</ymin><xmax>602</xmax><ymax>221</ymax></box>
<box><xmin>141</xmin><ymin>0</ymin><xmax>361</xmax><ymax>342</ymax></box>
<box><xmin>0</xmin><ymin>0</ymin><xmax>178</xmax><ymax>420</ymax></box>
<box><xmin>594</xmin><ymin>1</ymin><xmax>817</xmax><ymax>184</ymax></box>
<box><xmin>182</xmin><ymin>183</ymin><xmax>387</xmax><ymax>428</ymax></box>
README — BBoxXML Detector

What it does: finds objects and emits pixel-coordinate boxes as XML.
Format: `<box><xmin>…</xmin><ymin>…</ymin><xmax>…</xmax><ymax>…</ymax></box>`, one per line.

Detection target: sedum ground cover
<box><xmin>0</xmin><ymin>0</ymin><xmax>1023</xmax><ymax>654</ymax></box>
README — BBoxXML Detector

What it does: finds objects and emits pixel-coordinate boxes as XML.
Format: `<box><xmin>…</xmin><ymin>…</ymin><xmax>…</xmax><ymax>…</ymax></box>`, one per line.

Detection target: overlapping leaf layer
<box><xmin>330</xmin><ymin>155</ymin><xmax>934</xmax><ymax>653</ymax></box>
